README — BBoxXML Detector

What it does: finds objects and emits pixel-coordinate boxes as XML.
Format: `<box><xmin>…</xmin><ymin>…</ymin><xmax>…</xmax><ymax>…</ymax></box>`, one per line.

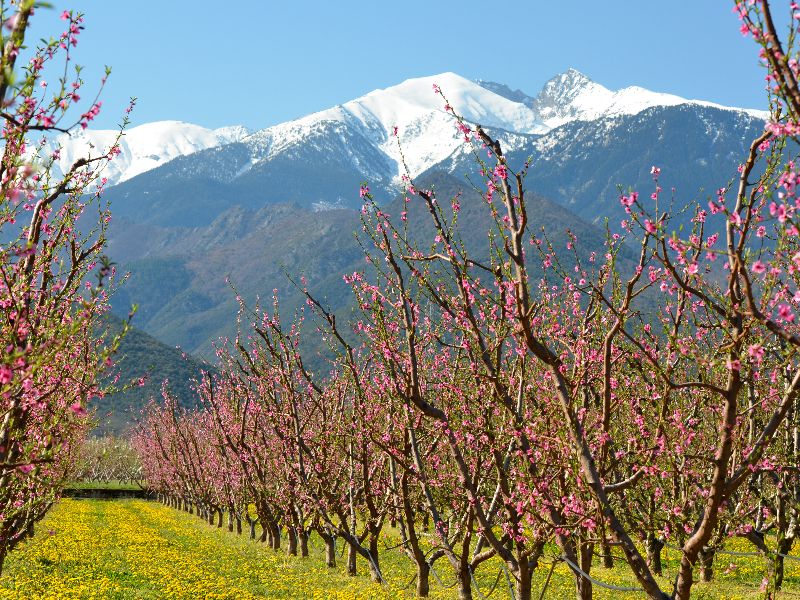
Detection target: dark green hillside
<box><xmin>93</xmin><ymin>316</ymin><xmax>209</xmax><ymax>435</ymax></box>
<box><xmin>104</xmin><ymin>169</ymin><xmax>621</xmax><ymax>365</ymax></box>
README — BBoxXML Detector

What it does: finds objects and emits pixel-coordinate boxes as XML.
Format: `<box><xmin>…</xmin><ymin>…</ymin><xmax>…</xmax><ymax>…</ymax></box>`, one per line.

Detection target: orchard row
<box><xmin>133</xmin><ymin>5</ymin><xmax>800</xmax><ymax>600</ymax></box>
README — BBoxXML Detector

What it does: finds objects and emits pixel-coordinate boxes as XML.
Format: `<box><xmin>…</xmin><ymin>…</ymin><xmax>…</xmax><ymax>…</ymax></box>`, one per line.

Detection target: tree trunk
<box><xmin>416</xmin><ymin>560</ymin><xmax>430</xmax><ymax>597</ymax></box>
<box><xmin>646</xmin><ymin>534</ymin><xmax>664</xmax><ymax>576</ymax></box>
<box><xmin>270</xmin><ymin>522</ymin><xmax>281</xmax><ymax>551</ymax></box>
<box><xmin>600</xmin><ymin>537</ymin><xmax>614</xmax><ymax>569</ymax></box>
<box><xmin>236</xmin><ymin>516</ymin><xmax>242</xmax><ymax>535</ymax></box>
<box><xmin>368</xmin><ymin>534</ymin><xmax>382</xmax><ymax>583</ymax></box>
<box><xmin>516</xmin><ymin>560</ymin><xmax>532</xmax><ymax>600</ymax></box>
<box><xmin>321</xmin><ymin>532</ymin><xmax>336</xmax><ymax>568</ymax></box>
<box><xmin>575</xmin><ymin>541</ymin><xmax>593</xmax><ymax>600</ymax></box>
<box><xmin>774</xmin><ymin>553</ymin><xmax>785</xmax><ymax>594</ymax></box>
<box><xmin>674</xmin><ymin>553</ymin><xmax>697</xmax><ymax>600</ymax></box>
<box><xmin>699</xmin><ymin>548</ymin><xmax>715</xmax><ymax>582</ymax></box>
<box><xmin>287</xmin><ymin>527</ymin><xmax>298</xmax><ymax>556</ymax></box>
<box><xmin>347</xmin><ymin>543</ymin><xmax>357</xmax><ymax>576</ymax></box>
<box><xmin>576</xmin><ymin>576</ymin><xmax>592</xmax><ymax>600</ymax></box>
<box><xmin>367</xmin><ymin>554</ymin><xmax>382</xmax><ymax>583</ymax></box>
<box><xmin>456</xmin><ymin>564</ymin><xmax>472</xmax><ymax>600</ymax></box>
<box><xmin>227</xmin><ymin>510</ymin><xmax>234</xmax><ymax>532</ymax></box>
<box><xmin>771</xmin><ymin>536</ymin><xmax>794</xmax><ymax>591</ymax></box>
<box><xmin>299</xmin><ymin>529</ymin><xmax>309</xmax><ymax>557</ymax></box>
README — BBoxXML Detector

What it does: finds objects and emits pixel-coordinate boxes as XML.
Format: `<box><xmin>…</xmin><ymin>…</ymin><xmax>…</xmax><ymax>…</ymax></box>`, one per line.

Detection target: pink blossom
<box><xmin>69</xmin><ymin>402</ymin><xmax>87</xmax><ymax>417</ymax></box>
<box><xmin>779</xmin><ymin>304</ymin><xmax>796</xmax><ymax>322</ymax></box>
<box><xmin>748</xmin><ymin>344</ymin><xmax>765</xmax><ymax>362</ymax></box>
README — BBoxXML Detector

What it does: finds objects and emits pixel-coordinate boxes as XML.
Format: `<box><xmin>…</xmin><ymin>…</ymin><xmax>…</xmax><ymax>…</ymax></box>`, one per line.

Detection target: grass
<box><xmin>64</xmin><ymin>481</ymin><xmax>142</xmax><ymax>491</ymax></box>
<box><xmin>0</xmin><ymin>499</ymin><xmax>798</xmax><ymax>599</ymax></box>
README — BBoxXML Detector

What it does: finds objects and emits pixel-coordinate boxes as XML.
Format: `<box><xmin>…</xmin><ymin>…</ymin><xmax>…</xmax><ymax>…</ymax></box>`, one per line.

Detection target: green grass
<box><xmin>64</xmin><ymin>481</ymin><xmax>142</xmax><ymax>491</ymax></box>
<box><xmin>0</xmin><ymin>499</ymin><xmax>796</xmax><ymax>599</ymax></box>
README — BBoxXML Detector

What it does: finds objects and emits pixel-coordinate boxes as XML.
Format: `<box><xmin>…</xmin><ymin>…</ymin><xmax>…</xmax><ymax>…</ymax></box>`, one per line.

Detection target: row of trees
<box><xmin>0</xmin><ymin>1</ymin><xmax>128</xmax><ymax>573</ymax></box>
<box><xmin>132</xmin><ymin>3</ymin><xmax>800</xmax><ymax>599</ymax></box>
<box><xmin>72</xmin><ymin>436</ymin><xmax>141</xmax><ymax>485</ymax></box>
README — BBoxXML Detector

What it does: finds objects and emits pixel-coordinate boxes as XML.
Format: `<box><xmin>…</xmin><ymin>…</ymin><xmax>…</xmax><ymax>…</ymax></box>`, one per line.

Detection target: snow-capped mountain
<box><xmin>245</xmin><ymin>72</ymin><xmax>547</xmax><ymax>181</ymax></box>
<box><xmin>60</xmin><ymin>69</ymin><xmax>766</xmax><ymax>194</ymax></box>
<box><xmin>46</xmin><ymin>121</ymin><xmax>250</xmax><ymax>187</ymax></box>
<box><xmin>100</xmin><ymin>69</ymin><xmax>770</xmax><ymax>358</ymax></box>
<box><xmin>481</xmin><ymin>68</ymin><xmax>767</xmax><ymax>129</ymax></box>
<box><xmin>103</xmin><ymin>69</ymin><xmax>769</xmax><ymax>228</ymax></box>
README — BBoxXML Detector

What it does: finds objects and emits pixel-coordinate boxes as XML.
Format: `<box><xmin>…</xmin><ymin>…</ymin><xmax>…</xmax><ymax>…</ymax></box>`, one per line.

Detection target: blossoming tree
<box><xmin>0</xmin><ymin>0</ymin><xmax>129</xmax><ymax>571</ymax></box>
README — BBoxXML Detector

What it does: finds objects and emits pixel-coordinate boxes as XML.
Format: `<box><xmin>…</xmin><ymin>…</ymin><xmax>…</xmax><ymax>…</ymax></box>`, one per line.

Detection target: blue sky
<box><xmin>27</xmin><ymin>1</ymin><xmax>774</xmax><ymax>131</ymax></box>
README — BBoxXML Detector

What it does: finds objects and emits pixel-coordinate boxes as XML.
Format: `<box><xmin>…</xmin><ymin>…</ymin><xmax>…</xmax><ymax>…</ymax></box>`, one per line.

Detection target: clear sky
<box><xmin>25</xmin><ymin>1</ymin><xmax>776</xmax><ymax>132</ymax></box>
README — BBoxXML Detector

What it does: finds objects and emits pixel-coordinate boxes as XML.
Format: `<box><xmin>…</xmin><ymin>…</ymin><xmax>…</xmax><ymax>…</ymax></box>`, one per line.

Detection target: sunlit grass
<box><xmin>64</xmin><ymin>481</ymin><xmax>142</xmax><ymax>491</ymax></box>
<box><xmin>0</xmin><ymin>499</ymin><xmax>797</xmax><ymax>598</ymax></box>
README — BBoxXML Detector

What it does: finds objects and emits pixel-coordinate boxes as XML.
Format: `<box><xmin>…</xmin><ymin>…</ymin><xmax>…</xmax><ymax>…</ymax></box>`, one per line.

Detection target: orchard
<box><xmin>129</xmin><ymin>2</ymin><xmax>800</xmax><ymax>599</ymax></box>
<box><xmin>4</xmin><ymin>0</ymin><xmax>800</xmax><ymax>599</ymax></box>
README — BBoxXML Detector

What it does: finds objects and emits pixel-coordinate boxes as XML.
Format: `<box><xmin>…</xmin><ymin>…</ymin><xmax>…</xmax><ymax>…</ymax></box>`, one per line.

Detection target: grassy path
<box><xmin>0</xmin><ymin>499</ymin><xmax>798</xmax><ymax>598</ymax></box>
<box><xmin>0</xmin><ymin>499</ymin><xmax>462</xmax><ymax>599</ymax></box>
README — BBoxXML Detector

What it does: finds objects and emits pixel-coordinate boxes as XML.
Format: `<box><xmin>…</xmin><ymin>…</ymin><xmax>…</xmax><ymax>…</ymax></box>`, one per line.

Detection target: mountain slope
<box><xmin>94</xmin><ymin>316</ymin><xmax>209</xmax><ymax>435</ymax></box>
<box><xmin>433</xmin><ymin>103</ymin><xmax>766</xmax><ymax>236</ymax></box>
<box><xmin>46</xmin><ymin>121</ymin><xmax>250</xmax><ymax>187</ymax></box>
<box><xmin>98</xmin><ymin>69</ymin><xmax>768</xmax><ymax>360</ymax></box>
<box><xmin>519</xmin><ymin>104</ymin><xmax>765</xmax><ymax>229</ymax></box>
<box><xmin>107</xmin><ymin>169</ymin><xmax>615</xmax><ymax>360</ymax></box>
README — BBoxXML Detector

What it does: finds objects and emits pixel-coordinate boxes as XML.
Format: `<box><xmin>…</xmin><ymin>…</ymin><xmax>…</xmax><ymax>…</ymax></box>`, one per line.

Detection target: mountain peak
<box><xmin>555</xmin><ymin>68</ymin><xmax>593</xmax><ymax>87</ymax></box>
<box><xmin>530</xmin><ymin>69</ymin><xmax>611</xmax><ymax>127</ymax></box>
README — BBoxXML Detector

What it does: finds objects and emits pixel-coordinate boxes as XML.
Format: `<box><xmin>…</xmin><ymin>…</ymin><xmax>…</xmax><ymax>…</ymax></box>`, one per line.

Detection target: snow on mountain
<box><xmin>244</xmin><ymin>69</ymin><xmax>766</xmax><ymax>185</ymax></box>
<box><xmin>525</xmin><ymin>68</ymin><xmax>767</xmax><ymax>128</ymax></box>
<box><xmin>63</xmin><ymin>70</ymin><xmax>766</xmax><ymax>193</ymax></box>
<box><xmin>45</xmin><ymin>121</ymin><xmax>250</xmax><ymax>186</ymax></box>
<box><xmin>246</xmin><ymin>72</ymin><xmax>548</xmax><ymax>180</ymax></box>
